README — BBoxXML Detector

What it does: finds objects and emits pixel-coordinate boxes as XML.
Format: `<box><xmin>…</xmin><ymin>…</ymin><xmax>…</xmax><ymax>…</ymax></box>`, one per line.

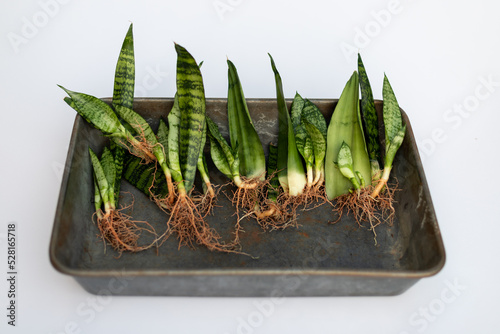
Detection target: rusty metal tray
<box><xmin>50</xmin><ymin>98</ymin><xmax>445</xmax><ymax>297</ymax></box>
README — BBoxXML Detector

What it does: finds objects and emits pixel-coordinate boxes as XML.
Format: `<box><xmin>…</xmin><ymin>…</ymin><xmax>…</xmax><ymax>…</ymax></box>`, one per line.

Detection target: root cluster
<box><xmin>333</xmin><ymin>183</ymin><xmax>398</xmax><ymax>245</ymax></box>
<box><xmin>94</xmin><ymin>169</ymin><xmax>398</xmax><ymax>255</ymax></box>
<box><xmin>95</xmin><ymin>205</ymin><xmax>159</xmax><ymax>256</ymax></box>
<box><xmin>167</xmin><ymin>195</ymin><xmax>241</xmax><ymax>253</ymax></box>
<box><xmin>230</xmin><ymin>176</ymin><xmax>330</xmax><ymax>232</ymax></box>
<box><xmin>231</xmin><ymin>178</ymin><xmax>262</xmax><ymax>217</ymax></box>
<box><xmin>117</xmin><ymin>133</ymin><xmax>156</xmax><ymax>165</ymax></box>
<box><xmin>192</xmin><ymin>184</ymin><xmax>219</xmax><ymax>217</ymax></box>
<box><xmin>152</xmin><ymin>187</ymin><xmax>246</xmax><ymax>255</ymax></box>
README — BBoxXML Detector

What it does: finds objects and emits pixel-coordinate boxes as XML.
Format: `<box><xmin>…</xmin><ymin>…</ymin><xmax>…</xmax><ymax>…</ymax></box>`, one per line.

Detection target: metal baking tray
<box><xmin>50</xmin><ymin>98</ymin><xmax>445</xmax><ymax>297</ymax></box>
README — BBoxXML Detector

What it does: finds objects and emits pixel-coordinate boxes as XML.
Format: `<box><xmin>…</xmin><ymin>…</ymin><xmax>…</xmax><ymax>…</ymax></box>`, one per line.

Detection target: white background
<box><xmin>1</xmin><ymin>0</ymin><xmax>499</xmax><ymax>333</ymax></box>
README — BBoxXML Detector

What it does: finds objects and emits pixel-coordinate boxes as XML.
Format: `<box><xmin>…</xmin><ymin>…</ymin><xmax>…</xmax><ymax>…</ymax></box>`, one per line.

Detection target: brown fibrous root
<box><xmin>118</xmin><ymin>122</ymin><xmax>158</xmax><ymax>164</ymax></box>
<box><xmin>256</xmin><ymin>180</ymin><xmax>331</xmax><ymax>231</ymax></box>
<box><xmin>230</xmin><ymin>178</ymin><xmax>263</xmax><ymax>217</ymax></box>
<box><xmin>155</xmin><ymin>191</ymin><xmax>248</xmax><ymax>256</ymax></box>
<box><xmin>332</xmin><ymin>182</ymin><xmax>398</xmax><ymax>245</ymax></box>
<box><xmin>94</xmin><ymin>202</ymin><xmax>159</xmax><ymax>256</ymax></box>
<box><xmin>191</xmin><ymin>183</ymin><xmax>220</xmax><ymax>218</ymax></box>
<box><xmin>253</xmin><ymin>200</ymin><xmax>295</xmax><ymax>231</ymax></box>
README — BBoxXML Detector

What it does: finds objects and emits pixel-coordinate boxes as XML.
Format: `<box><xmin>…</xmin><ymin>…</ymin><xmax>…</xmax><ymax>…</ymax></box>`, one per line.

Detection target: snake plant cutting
<box><xmin>59</xmin><ymin>24</ymin><xmax>410</xmax><ymax>253</ymax></box>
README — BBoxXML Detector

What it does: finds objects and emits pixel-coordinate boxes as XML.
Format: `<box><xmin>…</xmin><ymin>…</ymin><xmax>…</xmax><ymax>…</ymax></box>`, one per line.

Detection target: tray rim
<box><xmin>49</xmin><ymin>97</ymin><xmax>446</xmax><ymax>281</ymax></box>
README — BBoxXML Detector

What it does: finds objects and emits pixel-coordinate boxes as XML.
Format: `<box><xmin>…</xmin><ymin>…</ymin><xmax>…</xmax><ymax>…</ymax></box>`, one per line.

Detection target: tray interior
<box><xmin>51</xmin><ymin>99</ymin><xmax>444</xmax><ymax>275</ymax></box>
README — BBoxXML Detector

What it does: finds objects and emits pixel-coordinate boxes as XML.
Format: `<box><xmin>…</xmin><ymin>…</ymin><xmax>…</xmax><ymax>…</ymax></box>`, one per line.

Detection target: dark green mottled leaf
<box><xmin>358</xmin><ymin>53</ymin><xmax>381</xmax><ymax>166</ymax></box>
<box><xmin>113</xmin><ymin>23</ymin><xmax>135</xmax><ymax>110</ymax></box>
<box><xmin>267</xmin><ymin>143</ymin><xmax>280</xmax><ymax>202</ymax></box>
<box><xmin>123</xmin><ymin>153</ymin><xmax>169</xmax><ymax>198</ymax></box>
<box><xmin>110</xmin><ymin>141</ymin><xmax>125</xmax><ymax>203</ymax></box>
<box><xmin>302</xmin><ymin>99</ymin><xmax>327</xmax><ymax>139</ymax></box>
<box><xmin>290</xmin><ymin>92</ymin><xmax>308</xmax><ymax>160</ymax></box>
<box><xmin>175</xmin><ymin>43</ymin><xmax>206</xmax><ymax>192</ymax></box>
<box><xmin>383</xmin><ymin>74</ymin><xmax>403</xmax><ymax>147</ymax></box>
<box><xmin>60</xmin><ymin>86</ymin><xmax>123</xmax><ymax>136</ymax></box>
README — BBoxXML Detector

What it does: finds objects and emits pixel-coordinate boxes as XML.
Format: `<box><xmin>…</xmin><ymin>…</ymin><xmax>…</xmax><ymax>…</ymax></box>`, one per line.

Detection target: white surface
<box><xmin>1</xmin><ymin>0</ymin><xmax>499</xmax><ymax>333</ymax></box>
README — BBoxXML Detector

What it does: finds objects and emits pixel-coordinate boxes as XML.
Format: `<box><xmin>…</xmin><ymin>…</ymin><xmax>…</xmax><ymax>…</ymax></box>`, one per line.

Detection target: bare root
<box><xmin>231</xmin><ymin>177</ymin><xmax>263</xmax><ymax>217</ymax></box>
<box><xmin>332</xmin><ymin>183</ymin><xmax>398</xmax><ymax>245</ymax></box>
<box><xmin>94</xmin><ymin>205</ymin><xmax>159</xmax><ymax>256</ymax></box>
<box><xmin>229</xmin><ymin>174</ymin><xmax>331</xmax><ymax>232</ymax></box>
<box><xmin>253</xmin><ymin>201</ymin><xmax>295</xmax><ymax>231</ymax></box>
<box><xmin>164</xmin><ymin>194</ymin><xmax>249</xmax><ymax>255</ymax></box>
<box><xmin>228</xmin><ymin>176</ymin><xmax>292</xmax><ymax>230</ymax></box>
<box><xmin>257</xmin><ymin>182</ymin><xmax>331</xmax><ymax>231</ymax></box>
<box><xmin>116</xmin><ymin>137</ymin><xmax>156</xmax><ymax>165</ymax></box>
<box><xmin>191</xmin><ymin>183</ymin><xmax>220</xmax><ymax>217</ymax></box>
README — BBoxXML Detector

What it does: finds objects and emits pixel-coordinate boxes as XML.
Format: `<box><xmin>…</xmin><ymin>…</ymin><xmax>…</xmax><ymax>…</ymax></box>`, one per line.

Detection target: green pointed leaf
<box><xmin>100</xmin><ymin>147</ymin><xmax>116</xmax><ymax>206</ymax></box>
<box><xmin>286</xmin><ymin>114</ymin><xmax>307</xmax><ymax>196</ymax></box>
<box><xmin>208</xmin><ymin>130</ymin><xmax>232</xmax><ymax>179</ymax></box>
<box><xmin>113</xmin><ymin>105</ymin><xmax>157</xmax><ymax>145</ymax></box>
<box><xmin>93</xmin><ymin>173</ymin><xmax>103</xmax><ymax>214</ymax></box>
<box><xmin>352</xmin><ymin>101</ymin><xmax>372</xmax><ymax>185</ymax></box>
<box><xmin>383</xmin><ymin>74</ymin><xmax>403</xmax><ymax>147</ymax></box>
<box><xmin>269</xmin><ymin>54</ymin><xmax>306</xmax><ymax>196</ymax></box>
<box><xmin>175</xmin><ymin>43</ymin><xmax>206</xmax><ymax>192</ymax></box>
<box><xmin>301</xmin><ymin>100</ymin><xmax>327</xmax><ymax>182</ymax></box>
<box><xmin>337</xmin><ymin>141</ymin><xmax>360</xmax><ymax>190</ymax></box>
<box><xmin>198</xmin><ymin>117</ymin><xmax>208</xmax><ymax>162</ymax></box>
<box><xmin>206</xmin><ymin>116</ymin><xmax>236</xmax><ymax>177</ymax></box>
<box><xmin>302</xmin><ymin>132</ymin><xmax>314</xmax><ymax>164</ymax></box>
<box><xmin>64</xmin><ymin>97</ymin><xmax>76</xmax><ymax>109</ymax></box>
<box><xmin>267</xmin><ymin>143</ymin><xmax>280</xmax><ymax>202</ymax></box>
<box><xmin>60</xmin><ymin>86</ymin><xmax>124</xmax><ymax>136</ymax></box>
<box><xmin>290</xmin><ymin>92</ymin><xmax>309</xmax><ymax>160</ymax></box>
<box><xmin>227</xmin><ymin>59</ymin><xmax>266</xmax><ymax>180</ymax></box>
<box><xmin>337</xmin><ymin>141</ymin><xmax>355</xmax><ymax>177</ymax></box>
<box><xmin>112</xmin><ymin>23</ymin><xmax>135</xmax><ymax>110</ymax></box>
<box><xmin>358</xmin><ymin>53</ymin><xmax>381</xmax><ymax>166</ymax></box>
<box><xmin>89</xmin><ymin>148</ymin><xmax>110</xmax><ymax>208</ymax></box>
<box><xmin>110</xmin><ymin>141</ymin><xmax>125</xmax><ymax>203</ymax></box>
<box><xmin>167</xmin><ymin>94</ymin><xmax>184</xmax><ymax>184</ymax></box>
<box><xmin>302</xmin><ymin>99</ymin><xmax>327</xmax><ymax>140</ymax></box>
<box><xmin>206</xmin><ymin>117</ymin><xmax>233</xmax><ymax>162</ymax></box>
<box><xmin>197</xmin><ymin>120</ymin><xmax>210</xmax><ymax>187</ymax></box>
<box><xmin>302</xmin><ymin>118</ymin><xmax>326</xmax><ymax>166</ymax></box>
<box><xmin>290</xmin><ymin>92</ymin><xmax>306</xmax><ymax>132</ymax></box>
<box><xmin>268</xmin><ymin>54</ymin><xmax>289</xmax><ymax>192</ymax></box>
<box><xmin>198</xmin><ymin>153</ymin><xmax>210</xmax><ymax>193</ymax></box>
<box><xmin>384</xmin><ymin>124</ymin><xmax>406</xmax><ymax>167</ymax></box>
<box><xmin>325</xmin><ymin>72</ymin><xmax>371</xmax><ymax>200</ymax></box>
<box><xmin>113</xmin><ymin>104</ymin><xmax>170</xmax><ymax>173</ymax></box>
<box><xmin>156</xmin><ymin>118</ymin><xmax>169</xmax><ymax>160</ymax></box>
